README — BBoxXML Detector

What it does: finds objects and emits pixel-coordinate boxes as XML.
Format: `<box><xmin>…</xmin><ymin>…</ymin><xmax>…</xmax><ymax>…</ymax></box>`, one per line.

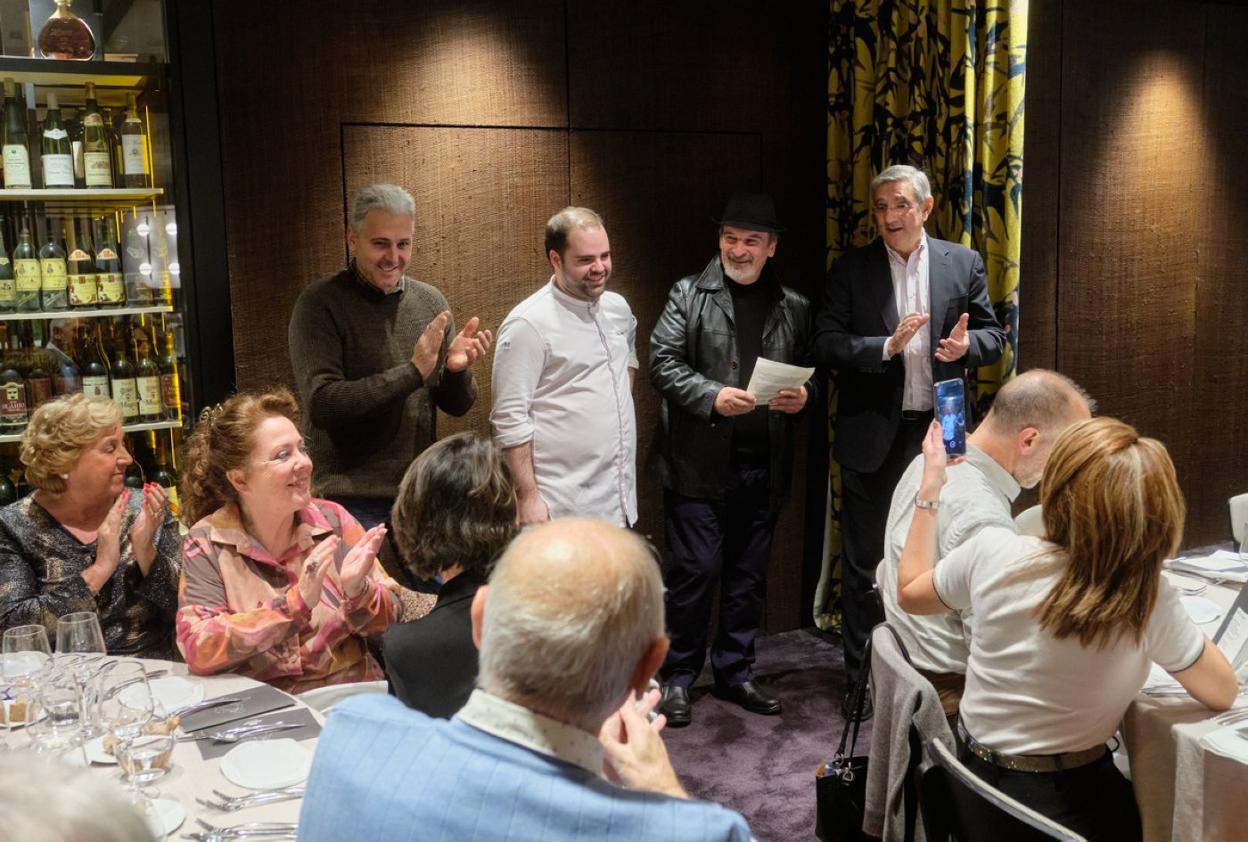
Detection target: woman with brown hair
<box><xmin>175</xmin><ymin>387</ymin><xmax>401</xmax><ymax>693</ymax></box>
<box><xmin>383</xmin><ymin>431</ymin><xmax>517</xmax><ymax>717</ymax></box>
<box><xmin>0</xmin><ymin>394</ymin><xmax>177</xmax><ymax>657</ymax></box>
<box><xmin>896</xmin><ymin>416</ymin><xmax>1236</xmax><ymax>841</ymax></box>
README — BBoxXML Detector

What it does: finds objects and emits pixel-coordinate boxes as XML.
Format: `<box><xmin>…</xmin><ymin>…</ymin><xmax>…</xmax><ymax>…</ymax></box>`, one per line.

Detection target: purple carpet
<box><xmin>662</xmin><ymin>628</ymin><xmax>870</xmax><ymax>842</ymax></box>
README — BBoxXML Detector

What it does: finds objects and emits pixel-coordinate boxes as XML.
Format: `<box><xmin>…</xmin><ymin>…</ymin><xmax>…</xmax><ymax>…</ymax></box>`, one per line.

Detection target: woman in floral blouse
<box><xmin>0</xmin><ymin>394</ymin><xmax>179</xmax><ymax>658</ymax></box>
<box><xmin>175</xmin><ymin>387</ymin><xmax>400</xmax><ymax>693</ymax></box>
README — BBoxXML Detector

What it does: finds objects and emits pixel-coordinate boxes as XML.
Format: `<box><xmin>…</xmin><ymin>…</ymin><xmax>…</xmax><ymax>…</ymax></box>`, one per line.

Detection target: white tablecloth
<box><xmin>1123</xmin><ymin>580</ymin><xmax>1246</xmax><ymax>842</ymax></box>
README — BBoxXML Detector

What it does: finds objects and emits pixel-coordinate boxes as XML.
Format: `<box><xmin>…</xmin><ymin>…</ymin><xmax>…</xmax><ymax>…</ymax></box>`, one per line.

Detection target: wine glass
<box><xmin>99</xmin><ymin>660</ymin><xmax>153</xmax><ymax>760</ymax></box>
<box><xmin>55</xmin><ymin>611</ymin><xmax>107</xmax><ymax>737</ymax></box>
<box><xmin>2</xmin><ymin>625</ymin><xmax>53</xmax><ymax>744</ymax></box>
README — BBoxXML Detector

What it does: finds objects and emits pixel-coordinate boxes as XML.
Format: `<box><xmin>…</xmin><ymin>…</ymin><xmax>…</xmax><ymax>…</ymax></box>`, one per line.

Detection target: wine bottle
<box><xmin>134</xmin><ymin>327</ymin><xmax>160</xmax><ymax>422</ymax></box>
<box><xmin>1</xmin><ymin>78</ymin><xmax>31</xmax><ymax>190</ymax></box>
<box><xmin>51</xmin><ymin>332</ymin><xmax>80</xmax><ymax>396</ymax></box>
<box><xmin>81</xmin><ymin>83</ymin><xmax>112</xmax><ymax>189</ymax></box>
<box><xmin>13</xmin><ymin>219</ymin><xmax>40</xmax><ymax>313</ymax></box>
<box><xmin>37</xmin><ymin>0</ymin><xmax>96</xmax><ymax>61</ymax></box>
<box><xmin>40</xmin><ymin>92</ymin><xmax>74</xmax><ymax>189</ymax></box>
<box><xmin>108</xmin><ymin>323</ymin><xmax>137</xmax><ymax>421</ymax></box>
<box><xmin>151</xmin><ymin>435</ymin><xmax>179</xmax><ymax>516</ymax></box>
<box><xmin>157</xmin><ymin>328</ymin><xmax>181</xmax><ymax>421</ymax></box>
<box><xmin>66</xmin><ymin>107</ymin><xmax>84</xmax><ymax>188</ymax></box>
<box><xmin>94</xmin><ymin>216</ymin><xmax>125</xmax><ymax>307</ymax></box>
<box><xmin>0</xmin><ymin>326</ymin><xmax>27</xmax><ymax>431</ymax></box>
<box><xmin>103</xmin><ymin>107</ymin><xmax>123</xmax><ymax>184</ymax></box>
<box><xmin>67</xmin><ymin>216</ymin><xmax>97</xmax><ymax>308</ymax></box>
<box><xmin>38</xmin><ymin>218</ymin><xmax>68</xmax><ymax>311</ymax></box>
<box><xmin>121</xmin><ymin>94</ymin><xmax>149</xmax><ymax>189</ymax></box>
<box><xmin>122</xmin><ymin>435</ymin><xmax>144</xmax><ymax>489</ymax></box>
<box><xmin>22</xmin><ymin>324</ymin><xmax>52</xmax><ymax>410</ymax></box>
<box><xmin>79</xmin><ymin>324</ymin><xmax>109</xmax><ymax>400</ymax></box>
<box><xmin>0</xmin><ymin>224</ymin><xmax>15</xmax><ymax>313</ymax></box>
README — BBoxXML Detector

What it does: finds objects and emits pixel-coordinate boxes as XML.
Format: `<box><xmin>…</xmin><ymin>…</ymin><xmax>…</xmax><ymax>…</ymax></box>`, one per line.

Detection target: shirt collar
<box><xmin>883</xmin><ymin>231</ymin><xmax>928</xmax><ymax>268</ymax></box>
<box><xmin>964</xmin><ymin>443</ymin><xmax>1022</xmax><ymax>503</ymax></box>
<box><xmin>206</xmin><ymin>502</ymin><xmax>335</xmax><ymax>567</ymax></box>
<box><xmin>457</xmin><ymin>689</ymin><xmax>604</xmax><ymax>777</ymax></box>
<box><xmin>547</xmin><ymin>277</ymin><xmax>599</xmax><ymax>314</ymax></box>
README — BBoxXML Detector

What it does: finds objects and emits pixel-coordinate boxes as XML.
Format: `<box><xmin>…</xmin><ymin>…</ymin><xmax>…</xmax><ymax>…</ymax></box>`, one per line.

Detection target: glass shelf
<box><xmin>0</xmin><ymin>418</ymin><xmax>179</xmax><ymax>444</ymax></box>
<box><xmin>0</xmin><ymin>304</ymin><xmax>172</xmax><ymax>322</ymax></box>
<box><xmin>0</xmin><ymin>57</ymin><xmax>160</xmax><ymax>88</ymax></box>
<box><xmin>0</xmin><ymin>188</ymin><xmax>162</xmax><ymax>201</ymax></box>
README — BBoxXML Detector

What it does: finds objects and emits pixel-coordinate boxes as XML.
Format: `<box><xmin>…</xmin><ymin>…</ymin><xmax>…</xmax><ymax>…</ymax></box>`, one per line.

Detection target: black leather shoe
<box><xmin>841</xmin><ymin>686</ymin><xmax>873</xmax><ymax>722</ymax></box>
<box><xmin>659</xmin><ymin>685</ymin><xmax>692</xmax><ymax>727</ymax></box>
<box><xmin>715</xmin><ymin>680</ymin><xmax>781</xmax><ymax>715</ymax></box>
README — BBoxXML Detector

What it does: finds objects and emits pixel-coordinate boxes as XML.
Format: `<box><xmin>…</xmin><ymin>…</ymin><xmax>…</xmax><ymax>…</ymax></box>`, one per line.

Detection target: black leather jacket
<box><xmin>648</xmin><ymin>256</ymin><xmax>817</xmax><ymax>512</ymax></box>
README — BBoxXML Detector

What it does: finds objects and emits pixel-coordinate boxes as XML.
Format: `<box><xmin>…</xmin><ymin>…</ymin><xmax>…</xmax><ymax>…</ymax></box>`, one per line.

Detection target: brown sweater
<box><xmin>288</xmin><ymin>268</ymin><xmax>476</xmax><ymax>499</ymax></box>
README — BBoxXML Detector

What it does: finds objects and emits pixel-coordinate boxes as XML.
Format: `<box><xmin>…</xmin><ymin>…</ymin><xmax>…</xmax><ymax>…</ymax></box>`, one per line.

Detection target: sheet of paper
<box><xmin>745</xmin><ymin>357</ymin><xmax>815</xmax><ymax>405</ymax></box>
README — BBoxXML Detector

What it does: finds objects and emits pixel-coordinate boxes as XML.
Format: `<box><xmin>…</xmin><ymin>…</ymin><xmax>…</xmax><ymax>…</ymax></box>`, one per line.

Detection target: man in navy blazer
<box><xmin>814</xmin><ymin>165</ymin><xmax>1005</xmax><ymax>718</ymax></box>
<box><xmin>299</xmin><ymin>518</ymin><xmax>753</xmax><ymax>841</ymax></box>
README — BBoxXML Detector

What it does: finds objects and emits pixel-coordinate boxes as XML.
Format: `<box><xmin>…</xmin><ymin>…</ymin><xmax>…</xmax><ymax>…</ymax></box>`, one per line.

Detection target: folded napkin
<box><xmin>180</xmin><ymin>684</ymin><xmax>298</xmax><ymax>733</ymax></box>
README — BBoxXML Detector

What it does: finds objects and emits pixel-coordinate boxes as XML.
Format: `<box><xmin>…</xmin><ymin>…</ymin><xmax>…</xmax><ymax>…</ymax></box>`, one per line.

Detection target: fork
<box><xmin>177</xmin><ymin>722</ymin><xmax>298</xmax><ymax>743</ymax></box>
<box><xmin>195</xmin><ymin>787</ymin><xmax>305</xmax><ymax>811</ymax></box>
<box><xmin>1213</xmin><ymin>708</ymin><xmax>1248</xmax><ymax>726</ymax></box>
<box><xmin>194</xmin><ymin>818</ymin><xmax>298</xmax><ymax>836</ymax></box>
<box><xmin>182</xmin><ymin>834</ymin><xmax>296</xmax><ymax>841</ymax></box>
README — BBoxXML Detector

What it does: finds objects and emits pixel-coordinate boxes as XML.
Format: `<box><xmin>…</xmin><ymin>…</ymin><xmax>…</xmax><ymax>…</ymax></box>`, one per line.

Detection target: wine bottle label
<box><xmin>41</xmin><ymin>153</ymin><xmax>74</xmax><ymax>187</ymax></box>
<box><xmin>122</xmin><ymin>135</ymin><xmax>148</xmax><ymax>175</ymax></box>
<box><xmin>43</xmin><ymin>128</ymin><xmax>68</xmax><ymax>140</ymax></box>
<box><xmin>160</xmin><ymin>371</ymin><xmax>180</xmax><ymax>412</ymax></box>
<box><xmin>0</xmin><ymin>381</ymin><xmax>27</xmax><ymax>424</ymax></box>
<box><xmin>164</xmin><ymin>485</ymin><xmax>180</xmax><ymax>515</ymax></box>
<box><xmin>83</xmin><ymin>113</ymin><xmax>102</xmax><ymax>127</ymax></box>
<box><xmin>0</xmin><ymin>277</ymin><xmax>14</xmax><ymax>303</ymax></box>
<box><xmin>2</xmin><ymin>146</ymin><xmax>31</xmax><ymax>188</ymax></box>
<box><xmin>137</xmin><ymin>376</ymin><xmax>161</xmax><ymax>415</ymax></box>
<box><xmin>14</xmin><ymin>259</ymin><xmax>40</xmax><ymax>291</ymax></box>
<box><xmin>0</xmin><ymin>257</ymin><xmax>8</xmax><ymax>264</ymax></box>
<box><xmin>111</xmin><ymin>378</ymin><xmax>138</xmax><ymax>417</ymax></box>
<box><xmin>68</xmin><ymin>273</ymin><xmax>97</xmax><ymax>305</ymax></box>
<box><xmin>82</xmin><ymin>374</ymin><xmax>109</xmax><ymax>400</ymax></box>
<box><xmin>68</xmin><ymin>249</ymin><xmax>89</xmax><ymax>261</ymax></box>
<box><xmin>84</xmin><ymin>150</ymin><xmax>111</xmax><ymax>186</ymax></box>
<box><xmin>40</xmin><ymin>259</ymin><xmax>68</xmax><ymax>290</ymax></box>
<box><xmin>98</xmin><ymin>272</ymin><xmax>125</xmax><ymax>303</ymax></box>
<box><xmin>27</xmin><ymin>377</ymin><xmax>52</xmax><ymax>407</ymax></box>
<box><xmin>97</xmin><ymin>247</ymin><xmax>117</xmax><ymax>260</ymax></box>
<box><xmin>53</xmin><ymin>373</ymin><xmax>81</xmax><ymax>395</ymax></box>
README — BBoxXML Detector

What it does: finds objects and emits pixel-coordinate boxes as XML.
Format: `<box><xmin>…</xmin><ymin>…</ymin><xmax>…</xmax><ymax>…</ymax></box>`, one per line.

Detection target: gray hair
<box><xmin>544</xmin><ymin>207</ymin><xmax>605</xmax><ymax>259</ymax></box>
<box><xmin>986</xmin><ymin>369</ymin><xmax>1096</xmax><ymax>435</ymax></box>
<box><xmin>349</xmin><ymin>183</ymin><xmax>415</xmax><ymax>231</ymax></box>
<box><xmin>478</xmin><ymin>519</ymin><xmax>664</xmax><ymax>731</ymax></box>
<box><xmin>0</xmin><ymin>752</ymin><xmax>156</xmax><ymax>842</ymax></box>
<box><xmin>871</xmin><ymin>164</ymin><xmax>932</xmax><ymax>205</ymax></box>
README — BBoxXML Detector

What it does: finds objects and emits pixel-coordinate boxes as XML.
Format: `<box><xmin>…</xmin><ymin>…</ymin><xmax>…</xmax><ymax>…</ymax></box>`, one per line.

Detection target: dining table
<box><xmin>1122</xmin><ymin>574</ymin><xmax>1247</xmax><ymax>842</ymax></box>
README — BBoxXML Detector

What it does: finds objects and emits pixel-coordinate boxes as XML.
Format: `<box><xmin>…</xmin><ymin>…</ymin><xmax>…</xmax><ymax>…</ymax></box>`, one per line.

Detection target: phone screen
<box><xmin>934</xmin><ymin>378</ymin><xmax>967</xmax><ymax>456</ymax></box>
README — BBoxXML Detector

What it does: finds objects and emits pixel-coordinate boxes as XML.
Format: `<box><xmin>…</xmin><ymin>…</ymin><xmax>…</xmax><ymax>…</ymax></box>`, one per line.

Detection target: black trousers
<box><xmin>837</xmin><ymin>413</ymin><xmax>930</xmax><ymax>681</ymax></box>
<box><xmin>959</xmin><ymin>748</ymin><xmax>1142</xmax><ymax>842</ymax></box>
<box><xmin>659</xmin><ymin>465</ymin><xmax>779</xmax><ymax>689</ymax></box>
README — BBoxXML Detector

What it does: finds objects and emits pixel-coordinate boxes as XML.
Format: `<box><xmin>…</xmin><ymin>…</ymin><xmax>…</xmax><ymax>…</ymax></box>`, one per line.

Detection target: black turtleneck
<box><xmin>726</xmin><ymin>272</ymin><xmax>774</xmax><ymax>462</ymax></box>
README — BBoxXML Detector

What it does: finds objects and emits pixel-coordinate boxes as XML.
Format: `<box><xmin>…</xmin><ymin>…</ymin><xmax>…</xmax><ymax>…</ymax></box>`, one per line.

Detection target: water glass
<box><xmin>29</xmin><ymin>670</ymin><xmax>83</xmax><ymax>754</ymax></box>
<box><xmin>2</xmin><ymin>625</ymin><xmax>53</xmax><ymax>736</ymax></box>
<box><xmin>54</xmin><ymin>611</ymin><xmax>107</xmax><ymax>737</ymax></box>
<box><xmin>99</xmin><ymin>661</ymin><xmax>153</xmax><ymax>748</ymax></box>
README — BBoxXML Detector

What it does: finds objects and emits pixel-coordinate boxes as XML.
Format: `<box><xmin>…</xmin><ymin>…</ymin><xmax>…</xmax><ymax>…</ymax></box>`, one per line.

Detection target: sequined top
<box><xmin>0</xmin><ymin>494</ymin><xmax>181</xmax><ymax>658</ymax></box>
<box><xmin>176</xmin><ymin>499</ymin><xmax>401</xmax><ymax>694</ymax></box>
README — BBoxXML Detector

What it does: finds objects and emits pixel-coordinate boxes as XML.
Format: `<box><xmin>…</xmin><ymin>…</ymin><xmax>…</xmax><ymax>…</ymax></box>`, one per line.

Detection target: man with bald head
<box><xmin>877</xmin><ymin>369</ymin><xmax>1094</xmax><ymax>717</ymax></box>
<box><xmin>298</xmin><ymin>519</ymin><xmax>752</xmax><ymax>842</ymax></box>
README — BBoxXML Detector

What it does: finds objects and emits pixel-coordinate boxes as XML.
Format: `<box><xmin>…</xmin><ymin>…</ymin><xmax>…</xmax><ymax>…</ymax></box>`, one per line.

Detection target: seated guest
<box><xmin>897</xmin><ymin>417</ymin><xmax>1236</xmax><ymax>840</ymax></box>
<box><xmin>383</xmin><ymin>431</ymin><xmax>517</xmax><ymax>718</ymax></box>
<box><xmin>300</xmin><ymin>519</ymin><xmax>753</xmax><ymax>842</ymax></box>
<box><xmin>175</xmin><ymin>387</ymin><xmax>401</xmax><ymax>693</ymax></box>
<box><xmin>878</xmin><ymin>369</ymin><xmax>1092</xmax><ymax>717</ymax></box>
<box><xmin>0</xmin><ymin>751</ymin><xmax>157</xmax><ymax>841</ymax></box>
<box><xmin>0</xmin><ymin>395</ymin><xmax>178</xmax><ymax>658</ymax></box>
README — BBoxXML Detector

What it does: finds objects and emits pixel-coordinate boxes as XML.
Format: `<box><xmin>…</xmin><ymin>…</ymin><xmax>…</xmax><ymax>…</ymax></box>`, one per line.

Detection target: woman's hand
<box><xmin>130</xmin><ymin>483</ymin><xmax>167</xmax><ymax>574</ymax></box>
<box><xmin>918</xmin><ymin>420</ymin><xmax>952</xmax><ymax>501</ymax></box>
<box><xmin>297</xmin><ymin>536</ymin><xmax>338</xmax><ymax>610</ymax></box>
<box><xmin>82</xmin><ymin>491</ymin><xmax>129</xmax><ymax>593</ymax></box>
<box><xmin>339</xmin><ymin>525</ymin><xmax>387</xmax><ymax>600</ymax></box>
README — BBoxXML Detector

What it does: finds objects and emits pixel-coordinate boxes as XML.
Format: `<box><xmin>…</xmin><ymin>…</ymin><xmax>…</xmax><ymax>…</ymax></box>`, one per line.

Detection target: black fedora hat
<box><xmin>714</xmin><ymin>191</ymin><xmax>785</xmax><ymax>233</ymax></box>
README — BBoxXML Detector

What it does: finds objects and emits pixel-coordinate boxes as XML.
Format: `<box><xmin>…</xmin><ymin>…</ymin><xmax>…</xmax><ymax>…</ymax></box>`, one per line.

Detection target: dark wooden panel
<box><xmin>1017</xmin><ymin>0</ymin><xmax>1061</xmax><ymax>372</ymax></box>
<box><xmin>1192</xmin><ymin>5</ymin><xmax>1248</xmax><ymax>543</ymax></box>
<box><xmin>571</xmin><ymin>130</ymin><xmax>811</xmax><ymax>630</ymax></box>
<box><xmin>341</xmin><ymin>125</ymin><xmax>570</xmax><ymax>440</ymax></box>
<box><xmin>1057</xmin><ymin>2</ymin><xmax>1206</xmax><ymax>539</ymax></box>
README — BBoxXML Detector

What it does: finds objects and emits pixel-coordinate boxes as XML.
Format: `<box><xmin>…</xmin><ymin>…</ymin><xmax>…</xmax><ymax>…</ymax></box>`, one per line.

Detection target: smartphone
<box><xmin>933</xmin><ymin>378</ymin><xmax>967</xmax><ymax>456</ymax></box>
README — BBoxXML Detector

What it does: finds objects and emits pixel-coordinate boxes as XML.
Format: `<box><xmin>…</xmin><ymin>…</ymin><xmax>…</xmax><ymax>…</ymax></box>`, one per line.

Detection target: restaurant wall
<box><xmin>1019</xmin><ymin>0</ymin><xmax>1248</xmax><ymax>546</ymax></box>
<box><xmin>211</xmin><ymin>1</ymin><xmax>828</xmax><ymax>630</ymax></box>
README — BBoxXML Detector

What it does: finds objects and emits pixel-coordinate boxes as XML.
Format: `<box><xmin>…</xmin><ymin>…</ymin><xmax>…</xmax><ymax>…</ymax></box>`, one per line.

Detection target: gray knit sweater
<box><xmin>288</xmin><ymin>268</ymin><xmax>476</xmax><ymax>500</ymax></box>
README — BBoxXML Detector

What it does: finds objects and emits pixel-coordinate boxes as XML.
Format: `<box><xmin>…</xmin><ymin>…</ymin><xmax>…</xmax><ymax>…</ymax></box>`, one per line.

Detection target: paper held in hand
<box><xmin>745</xmin><ymin>357</ymin><xmax>815</xmax><ymax>405</ymax></box>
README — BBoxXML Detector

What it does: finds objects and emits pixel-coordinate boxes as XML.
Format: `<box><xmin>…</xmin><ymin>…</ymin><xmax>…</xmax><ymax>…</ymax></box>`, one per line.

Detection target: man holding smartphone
<box><xmin>814</xmin><ymin>165</ymin><xmax>1005</xmax><ymax>719</ymax></box>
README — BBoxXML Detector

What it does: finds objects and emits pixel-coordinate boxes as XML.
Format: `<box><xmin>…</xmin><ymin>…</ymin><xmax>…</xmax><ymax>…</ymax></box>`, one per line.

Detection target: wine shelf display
<box><xmin>0</xmin><ymin>303</ymin><xmax>171</xmax><ymax>321</ymax></box>
<box><xmin>0</xmin><ymin>418</ymin><xmax>178</xmax><ymax>445</ymax></box>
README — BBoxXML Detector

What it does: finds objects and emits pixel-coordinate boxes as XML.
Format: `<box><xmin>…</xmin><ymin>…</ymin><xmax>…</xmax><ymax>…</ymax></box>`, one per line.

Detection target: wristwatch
<box><xmin>914</xmin><ymin>494</ymin><xmax>940</xmax><ymax>510</ymax></box>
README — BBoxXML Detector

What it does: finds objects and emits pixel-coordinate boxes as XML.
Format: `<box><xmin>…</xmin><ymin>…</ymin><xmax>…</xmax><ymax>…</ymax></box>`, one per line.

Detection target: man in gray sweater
<box><xmin>288</xmin><ymin>183</ymin><xmax>491</xmax><ymax>531</ymax></box>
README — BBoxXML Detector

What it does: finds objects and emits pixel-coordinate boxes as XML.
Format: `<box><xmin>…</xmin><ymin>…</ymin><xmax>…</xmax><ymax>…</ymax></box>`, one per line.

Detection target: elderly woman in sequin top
<box><xmin>0</xmin><ymin>394</ymin><xmax>180</xmax><ymax>658</ymax></box>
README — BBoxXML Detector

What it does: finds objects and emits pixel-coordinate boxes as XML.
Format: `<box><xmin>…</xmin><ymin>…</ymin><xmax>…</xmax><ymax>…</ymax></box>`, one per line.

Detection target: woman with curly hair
<box><xmin>176</xmin><ymin>387</ymin><xmax>400</xmax><ymax>693</ymax></box>
<box><xmin>383</xmin><ymin>432</ymin><xmax>517</xmax><ymax>717</ymax></box>
<box><xmin>0</xmin><ymin>394</ymin><xmax>178</xmax><ymax>657</ymax></box>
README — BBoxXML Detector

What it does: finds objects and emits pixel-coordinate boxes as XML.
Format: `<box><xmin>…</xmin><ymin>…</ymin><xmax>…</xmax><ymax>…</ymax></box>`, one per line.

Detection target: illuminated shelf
<box><xmin>0</xmin><ymin>418</ymin><xmax>180</xmax><ymax>444</ymax></box>
<box><xmin>0</xmin><ymin>58</ymin><xmax>159</xmax><ymax>88</ymax></box>
<box><xmin>0</xmin><ymin>304</ymin><xmax>173</xmax><ymax>322</ymax></box>
<box><xmin>0</xmin><ymin>188</ymin><xmax>162</xmax><ymax>201</ymax></box>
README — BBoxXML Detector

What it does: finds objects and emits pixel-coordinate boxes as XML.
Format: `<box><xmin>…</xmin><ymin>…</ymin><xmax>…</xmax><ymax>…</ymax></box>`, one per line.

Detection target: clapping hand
<box><xmin>886</xmin><ymin>313</ymin><xmax>930</xmax><ymax>358</ymax></box>
<box><xmin>130</xmin><ymin>483</ymin><xmax>168</xmax><ymax>573</ymax></box>
<box><xmin>297</xmin><ymin>536</ymin><xmax>339</xmax><ymax>610</ymax></box>
<box><xmin>411</xmin><ymin>311</ymin><xmax>451</xmax><ymax>381</ymax></box>
<box><xmin>935</xmin><ymin>313</ymin><xmax>970</xmax><ymax>362</ymax></box>
<box><xmin>445</xmin><ymin>316</ymin><xmax>492</xmax><ymax>373</ymax></box>
<box><xmin>93</xmin><ymin>490</ymin><xmax>130</xmax><ymax>579</ymax></box>
<box><xmin>339</xmin><ymin>524</ymin><xmax>387</xmax><ymax>600</ymax></box>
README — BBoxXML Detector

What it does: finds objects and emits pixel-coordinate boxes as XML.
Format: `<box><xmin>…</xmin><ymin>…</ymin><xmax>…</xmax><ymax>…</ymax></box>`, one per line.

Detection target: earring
<box><xmin>59</xmin><ymin>473</ymin><xmax>68</xmax><ymax>480</ymax></box>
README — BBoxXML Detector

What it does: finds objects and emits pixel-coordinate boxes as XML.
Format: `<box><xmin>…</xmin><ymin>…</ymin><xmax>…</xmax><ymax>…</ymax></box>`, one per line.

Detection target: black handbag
<box><xmin>816</xmin><ymin>637</ymin><xmax>878</xmax><ymax>842</ymax></box>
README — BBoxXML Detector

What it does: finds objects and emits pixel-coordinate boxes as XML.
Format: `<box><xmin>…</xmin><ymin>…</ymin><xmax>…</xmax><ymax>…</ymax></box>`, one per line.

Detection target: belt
<box><xmin>901</xmin><ymin>410</ymin><xmax>933</xmax><ymax>422</ymax></box>
<box><xmin>956</xmin><ymin>720</ymin><xmax>1107</xmax><ymax>773</ymax></box>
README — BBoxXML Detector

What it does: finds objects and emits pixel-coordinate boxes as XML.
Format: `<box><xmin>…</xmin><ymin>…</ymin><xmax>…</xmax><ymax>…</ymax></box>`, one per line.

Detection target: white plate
<box><xmin>220</xmin><ymin>738</ymin><xmax>312</xmax><ymax>790</ymax></box>
<box><xmin>83</xmin><ymin>735</ymin><xmax>118</xmax><ymax>765</ymax></box>
<box><xmin>1181</xmin><ymin>595</ymin><xmax>1223</xmax><ymax>625</ymax></box>
<box><xmin>145</xmin><ymin>795</ymin><xmax>186</xmax><ymax>837</ymax></box>
<box><xmin>121</xmin><ymin>676</ymin><xmax>203</xmax><ymax>716</ymax></box>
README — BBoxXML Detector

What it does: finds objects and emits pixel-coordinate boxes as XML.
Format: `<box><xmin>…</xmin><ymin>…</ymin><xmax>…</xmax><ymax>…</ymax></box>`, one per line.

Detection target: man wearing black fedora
<box><xmin>648</xmin><ymin>192</ymin><xmax>817</xmax><ymax>725</ymax></box>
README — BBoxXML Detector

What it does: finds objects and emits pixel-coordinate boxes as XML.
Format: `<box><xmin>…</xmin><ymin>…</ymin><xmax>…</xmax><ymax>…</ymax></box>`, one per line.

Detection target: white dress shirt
<box><xmin>458</xmin><ymin>688</ymin><xmax>604</xmax><ymax>776</ymax></box>
<box><xmin>490</xmin><ymin>280</ymin><xmax>638</xmax><ymax>525</ymax></box>
<box><xmin>882</xmin><ymin>232</ymin><xmax>932</xmax><ymax>411</ymax></box>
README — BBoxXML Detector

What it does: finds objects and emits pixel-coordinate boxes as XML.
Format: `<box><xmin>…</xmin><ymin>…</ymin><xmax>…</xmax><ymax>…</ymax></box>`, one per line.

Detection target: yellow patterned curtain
<box><xmin>816</xmin><ymin>0</ymin><xmax>1027</xmax><ymax>628</ymax></box>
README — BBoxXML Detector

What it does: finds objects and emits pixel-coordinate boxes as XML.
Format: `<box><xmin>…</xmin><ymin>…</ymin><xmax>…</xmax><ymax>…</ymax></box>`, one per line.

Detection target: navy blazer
<box><xmin>814</xmin><ymin>236</ymin><xmax>1005</xmax><ymax>474</ymax></box>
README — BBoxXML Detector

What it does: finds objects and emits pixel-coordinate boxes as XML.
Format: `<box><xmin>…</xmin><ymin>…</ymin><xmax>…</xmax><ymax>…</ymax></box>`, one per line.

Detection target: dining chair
<box><xmin>1229</xmin><ymin>492</ymin><xmax>1248</xmax><ymax>548</ymax></box>
<box><xmin>297</xmin><ymin>680</ymin><xmax>387</xmax><ymax>714</ymax></box>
